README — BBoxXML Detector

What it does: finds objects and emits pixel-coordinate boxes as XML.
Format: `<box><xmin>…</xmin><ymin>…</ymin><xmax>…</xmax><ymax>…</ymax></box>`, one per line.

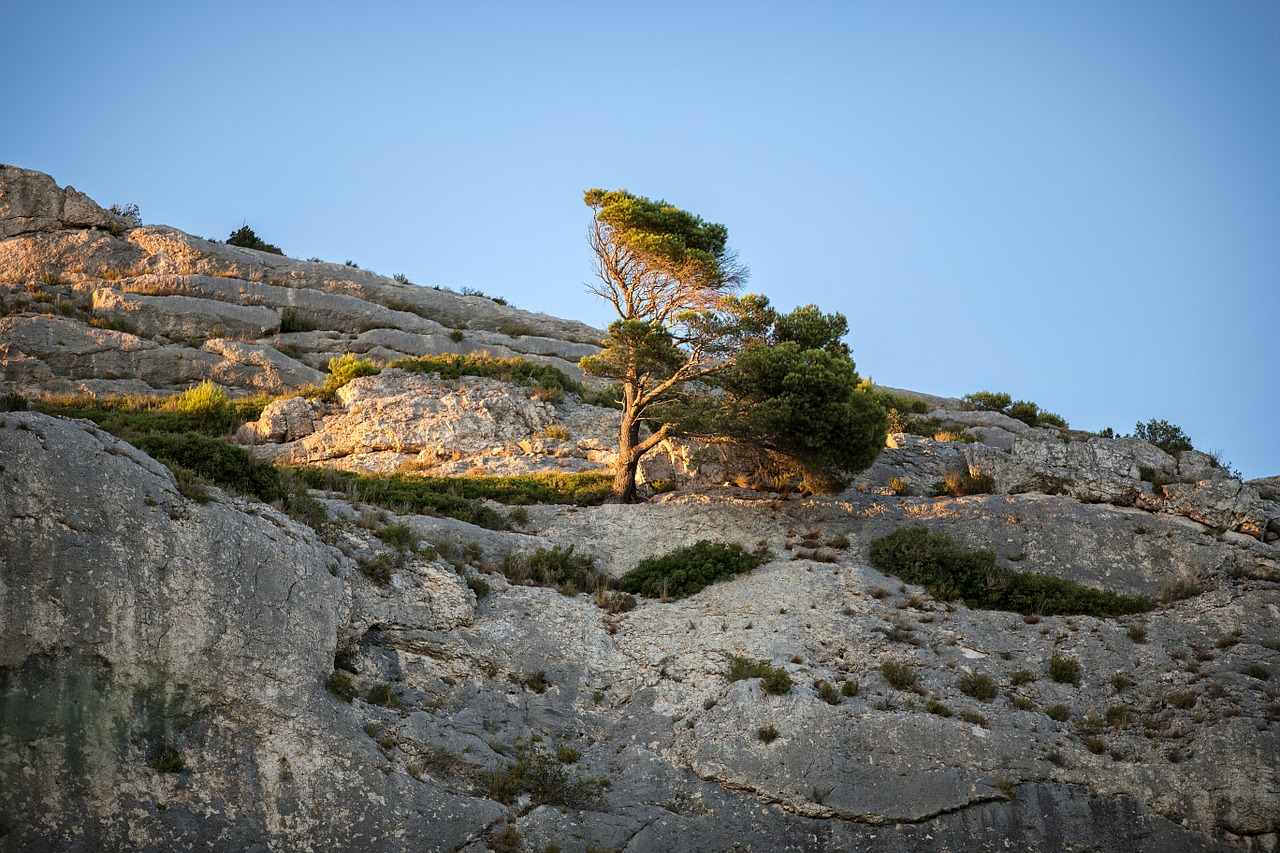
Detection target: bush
<box><xmin>881</xmin><ymin>659</ymin><xmax>917</xmax><ymax>690</ymax></box>
<box><xmin>618</xmin><ymin>540</ymin><xmax>763</xmax><ymax>599</ymax></box>
<box><xmin>724</xmin><ymin>656</ymin><xmax>793</xmax><ymax>695</ymax></box>
<box><xmin>359</xmin><ymin>553</ymin><xmax>395</xmax><ymax>586</ymax></box>
<box><xmin>327</xmin><ymin>671</ymin><xmax>358</xmax><ymax>702</ymax></box>
<box><xmin>962</xmin><ymin>391</ymin><xmax>1067</xmax><ymax>428</ymax></box>
<box><xmin>392</xmin><ymin>353</ymin><xmax>580</xmax><ymax>400</ymax></box>
<box><xmin>467</xmin><ymin>575</ymin><xmax>491</xmax><ymax>599</ymax></box>
<box><xmin>868</xmin><ymin>527</ymin><xmax>1149</xmax><ymax>618</ymax></box>
<box><xmin>932</xmin><ymin>470</ymin><xmax>995</xmax><ymax>497</ymax></box>
<box><xmin>486</xmin><ymin>739</ymin><xmax>607</xmax><ymax>809</ymax></box>
<box><xmin>1245</xmin><ymin>664</ymin><xmax>1270</xmax><ymax>681</ymax></box>
<box><xmin>367</xmin><ymin>683</ymin><xmax>399</xmax><ymax>707</ymax></box>
<box><xmin>1048</xmin><ymin>652</ymin><xmax>1081</xmax><ymax>685</ymax></box>
<box><xmin>1133</xmin><ymin>419</ymin><xmax>1194</xmax><ymax>455</ymax></box>
<box><xmin>816</xmin><ymin>680</ymin><xmax>840</xmax><ymax>705</ymax></box>
<box><xmin>166</xmin><ymin>380</ymin><xmax>229</xmax><ymax>422</ymax></box>
<box><xmin>1045</xmin><ymin>703</ymin><xmax>1071</xmax><ymax>722</ymax></box>
<box><xmin>963</xmin><ymin>391</ymin><xmax>1012</xmax><ymax>412</ymax></box>
<box><xmin>958</xmin><ymin>672</ymin><xmax>998</xmax><ymax>702</ymax></box>
<box><xmin>326</xmin><ymin>353</ymin><xmax>381</xmax><ymax>389</ymax></box>
<box><xmin>841</xmin><ymin>679</ymin><xmax>859</xmax><ymax>697</ymax></box>
<box><xmin>0</xmin><ymin>392</ymin><xmax>29</xmax><ymax>412</ymax></box>
<box><xmin>925</xmin><ymin>698</ymin><xmax>952</xmax><ymax>717</ymax></box>
<box><xmin>757</xmin><ymin>725</ymin><xmax>780</xmax><ymax>743</ymax></box>
<box><xmin>227</xmin><ymin>225</ymin><xmax>284</xmax><ymax>255</ymax></box>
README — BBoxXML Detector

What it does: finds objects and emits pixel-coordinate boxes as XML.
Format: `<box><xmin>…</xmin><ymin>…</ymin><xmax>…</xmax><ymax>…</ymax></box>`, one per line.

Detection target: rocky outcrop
<box><xmin>92</xmin><ymin>287</ymin><xmax>282</xmax><ymax>341</ymax></box>
<box><xmin>0</xmin><ymin>164</ymin><xmax>128</xmax><ymax>239</ymax></box>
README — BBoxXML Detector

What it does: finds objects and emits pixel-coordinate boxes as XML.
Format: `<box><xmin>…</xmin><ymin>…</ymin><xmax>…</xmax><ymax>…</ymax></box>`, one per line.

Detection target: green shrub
<box><xmin>1133</xmin><ymin>419</ymin><xmax>1193</xmax><ymax>455</ymax></box>
<box><xmin>1104</xmin><ymin>705</ymin><xmax>1130</xmax><ymax>726</ymax></box>
<box><xmin>1049</xmin><ymin>652</ymin><xmax>1081</xmax><ymax>685</ymax></box>
<box><xmin>816</xmin><ymin>680</ymin><xmax>839</xmax><ymax>705</ymax></box>
<box><xmin>963</xmin><ymin>391</ymin><xmax>1012</xmax><ymax>412</ymax></box>
<box><xmin>841</xmin><ymin>679</ymin><xmax>859</xmax><ymax>697</ymax></box>
<box><xmin>359</xmin><ymin>553</ymin><xmax>395</xmax><ymax>586</ymax></box>
<box><xmin>932</xmin><ymin>470</ymin><xmax>995</xmax><ymax>497</ymax></box>
<box><xmin>486</xmin><ymin>739</ymin><xmax>607</xmax><ymax>809</ymax></box>
<box><xmin>166</xmin><ymin>380</ymin><xmax>228</xmax><ymax>421</ymax></box>
<box><xmin>962</xmin><ymin>391</ymin><xmax>1067</xmax><ymax>428</ymax></box>
<box><xmin>1010</xmin><ymin>669</ymin><xmax>1036</xmax><ymax>686</ymax></box>
<box><xmin>1045</xmin><ymin>704</ymin><xmax>1071</xmax><ymax>722</ymax></box>
<box><xmin>326</xmin><ymin>353</ymin><xmax>381</xmax><ymax>389</ymax></box>
<box><xmin>881</xmin><ymin>659</ymin><xmax>917</xmax><ymax>690</ymax></box>
<box><xmin>227</xmin><ymin>225</ymin><xmax>284</xmax><ymax>255</ymax></box>
<box><xmin>1245</xmin><ymin>664</ymin><xmax>1270</xmax><ymax>681</ymax></box>
<box><xmin>724</xmin><ymin>656</ymin><xmax>792</xmax><ymax>695</ymax></box>
<box><xmin>523</xmin><ymin>670</ymin><xmax>550</xmax><ymax>694</ymax></box>
<box><xmin>757</xmin><ymin>725</ymin><xmax>780</xmax><ymax>743</ymax></box>
<box><xmin>367</xmin><ymin>683</ymin><xmax>399</xmax><ymax>707</ymax></box>
<box><xmin>467</xmin><ymin>575</ymin><xmax>491</xmax><ymax>599</ymax></box>
<box><xmin>925</xmin><ymin>698</ymin><xmax>952</xmax><ymax>717</ymax></box>
<box><xmin>497</xmin><ymin>545</ymin><xmax>606</xmax><ymax>596</ymax></box>
<box><xmin>867</xmin><ymin>527</ymin><xmax>1149</xmax><ymax>618</ymax></box>
<box><xmin>958</xmin><ymin>672</ymin><xmax>998</xmax><ymax>702</ymax></box>
<box><xmin>0</xmin><ymin>392</ymin><xmax>29</xmax><ymax>412</ymax></box>
<box><xmin>279</xmin><ymin>309</ymin><xmax>317</xmax><ymax>333</ymax></box>
<box><xmin>376</xmin><ymin>523</ymin><xmax>418</xmax><ymax>551</ymax></box>
<box><xmin>618</xmin><ymin>540</ymin><xmax>763</xmax><ymax>599</ymax></box>
<box><xmin>327</xmin><ymin>671</ymin><xmax>358</xmax><ymax>702</ymax></box>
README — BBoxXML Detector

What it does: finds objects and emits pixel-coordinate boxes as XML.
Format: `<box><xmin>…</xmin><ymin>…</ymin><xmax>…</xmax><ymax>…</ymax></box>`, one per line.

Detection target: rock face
<box><xmin>2</xmin><ymin>166</ymin><xmax>1278</xmax><ymax>852</ymax></box>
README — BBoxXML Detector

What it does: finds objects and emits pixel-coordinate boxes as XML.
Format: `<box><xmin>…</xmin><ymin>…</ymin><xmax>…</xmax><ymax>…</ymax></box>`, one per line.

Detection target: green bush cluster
<box><xmin>393</xmin><ymin>353</ymin><xmax>575</xmax><ymax>397</ymax></box>
<box><xmin>1048</xmin><ymin>652</ymin><xmax>1082</xmax><ymax>685</ymax></box>
<box><xmin>326</xmin><ymin>354</ymin><xmax>381</xmax><ymax>390</ymax></box>
<box><xmin>963</xmin><ymin>390</ymin><xmax>1067</xmax><ymax>428</ymax></box>
<box><xmin>958</xmin><ymin>672</ymin><xmax>998</xmax><ymax>702</ymax></box>
<box><xmin>227</xmin><ymin>225</ymin><xmax>283</xmax><ymax>255</ymax></box>
<box><xmin>725</xmin><ymin>656</ymin><xmax>793</xmax><ymax>695</ymax></box>
<box><xmin>486</xmin><ymin>739</ymin><xmax>607</xmax><ymax>810</ymax></box>
<box><xmin>931</xmin><ymin>470</ymin><xmax>996</xmax><ymax>497</ymax></box>
<box><xmin>1133</xmin><ymin>419</ymin><xmax>1194</xmax><ymax>455</ymax></box>
<box><xmin>868</xmin><ymin>527</ymin><xmax>1149</xmax><ymax>617</ymax></box>
<box><xmin>498</xmin><ymin>545</ymin><xmax>606</xmax><ymax>596</ymax></box>
<box><xmin>618</xmin><ymin>540</ymin><xmax>764</xmax><ymax>599</ymax></box>
<box><xmin>881</xmin><ymin>659</ymin><xmax>917</xmax><ymax>690</ymax></box>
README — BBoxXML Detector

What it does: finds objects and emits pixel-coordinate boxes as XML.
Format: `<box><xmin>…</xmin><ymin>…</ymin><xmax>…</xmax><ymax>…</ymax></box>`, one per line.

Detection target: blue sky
<box><xmin>5</xmin><ymin>2</ymin><xmax>1278</xmax><ymax>477</ymax></box>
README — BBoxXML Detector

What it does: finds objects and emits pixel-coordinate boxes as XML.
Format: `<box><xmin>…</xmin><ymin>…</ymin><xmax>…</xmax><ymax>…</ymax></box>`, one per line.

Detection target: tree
<box><xmin>580</xmin><ymin>189</ymin><xmax>750</xmax><ymax>502</ymax></box>
<box><xmin>673</xmin><ymin>304</ymin><xmax>889</xmax><ymax>493</ymax></box>
<box><xmin>580</xmin><ymin>188</ymin><xmax>886</xmax><ymax>501</ymax></box>
<box><xmin>227</xmin><ymin>225</ymin><xmax>284</xmax><ymax>256</ymax></box>
<box><xmin>1133</xmin><ymin>418</ymin><xmax>1193</xmax><ymax>455</ymax></box>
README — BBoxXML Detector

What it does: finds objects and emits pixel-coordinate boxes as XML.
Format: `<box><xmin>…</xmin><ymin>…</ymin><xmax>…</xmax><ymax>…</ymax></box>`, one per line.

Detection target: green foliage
<box><xmin>618</xmin><ymin>540</ymin><xmax>763</xmax><ymax>599</ymax></box>
<box><xmin>392</xmin><ymin>352</ymin><xmax>579</xmax><ymax>401</ymax></box>
<box><xmin>757</xmin><ymin>724</ymin><xmax>780</xmax><ymax>743</ymax></box>
<box><xmin>376</xmin><ymin>523</ymin><xmax>418</xmax><ymax>551</ymax></box>
<box><xmin>0</xmin><ymin>392</ymin><xmax>29</xmax><ymax>412</ymax></box>
<box><xmin>816</xmin><ymin>680</ymin><xmax>840</xmax><ymax>705</ymax></box>
<box><xmin>841</xmin><ymin>679</ymin><xmax>859</xmax><ymax>697</ymax></box>
<box><xmin>724</xmin><ymin>656</ymin><xmax>793</xmax><ymax>695</ymax></box>
<box><xmin>279</xmin><ymin>309</ymin><xmax>317</xmax><ymax>333</ymax></box>
<box><xmin>498</xmin><ymin>545</ymin><xmax>605</xmax><ymax>596</ymax></box>
<box><xmin>1045</xmin><ymin>704</ymin><xmax>1071</xmax><ymax>722</ymax></box>
<box><xmin>958</xmin><ymin>672</ymin><xmax>998</xmax><ymax>702</ymax></box>
<box><xmin>366</xmin><ymin>683</ymin><xmax>399</xmax><ymax>707</ymax></box>
<box><xmin>358</xmin><ymin>553</ymin><xmax>395</xmax><ymax>586</ymax></box>
<box><xmin>1134</xmin><ymin>419</ymin><xmax>1194</xmax><ymax>455</ymax></box>
<box><xmin>326</xmin><ymin>354</ymin><xmax>381</xmax><ymax>390</ymax></box>
<box><xmin>931</xmin><ymin>470</ymin><xmax>995</xmax><ymax>497</ymax></box>
<box><xmin>676</xmin><ymin>304</ymin><xmax>889</xmax><ymax>493</ymax></box>
<box><xmin>1048</xmin><ymin>653</ymin><xmax>1082</xmax><ymax>685</ymax></box>
<box><xmin>466</xmin><ymin>575</ymin><xmax>491</xmax><ymax>599</ymax></box>
<box><xmin>167</xmin><ymin>380</ymin><xmax>228</xmax><ymax>420</ymax></box>
<box><xmin>868</xmin><ymin>527</ymin><xmax>1149</xmax><ymax>618</ymax></box>
<box><xmin>227</xmin><ymin>225</ymin><xmax>284</xmax><ymax>255</ymax></box>
<box><xmin>584</xmin><ymin>188</ymin><xmax>736</xmax><ymax>287</ymax></box>
<box><xmin>925</xmin><ymin>698</ymin><xmax>953</xmax><ymax>717</ymax></box>
<box><xmin>1245</xmin><ymin>664</ymin><xmax>1270</xmax><ymax>681</ymax></box>
<box><xmin>962</xmin><ymin>390</ymin><xmax>1068</xmax><ymax>429</ymax></box>
<box><xmin>881</xmin><ymin>659</ymin><xmax>917</xmax><ymax>690</ymax></box>
<box><xmin>326</xmin><ymin>671</ymin><xmax>358</xmax><ymax>702</ymax></box>
<box><xmin>150</xmin><ymin>746</ymin><xmax>184</xmax><ymax>773</ymax></box>
<box><xmin>487</xmin><ymin>738</ymin><xmax>608</xmax><ymax>809</ymax></box>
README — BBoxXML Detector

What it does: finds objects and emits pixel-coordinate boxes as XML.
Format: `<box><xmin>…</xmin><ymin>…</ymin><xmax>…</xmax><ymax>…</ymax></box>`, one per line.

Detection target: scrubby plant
<box><xmin>725</xmin><ymin>656</ymin><xmax>793</xmax><ymax>695</ymax></box>
<box><xmin>881</xmin><ymin>659</ymin><xmax>917</xmax><ymax>690</ymax></box>
<box><xmin>816</xmin><ymin>680</ymin><xmax>840</xmax><ymax>705</ymax></box>
<box><xmin>366</xmin><ymin>683</ymin><xmax>399</xmax><ymax>707</ymax></box>
<box><xmin>958</xmin><ymin>672</ymin><xmax>998</xmax><ymax>702</ymax></box>
<box><xmin>867</xmin><ymin>527</ymin><xmax>1149</xmax><ymax>617</ymax></box>
<box><xmin>932</xmin><ymin>470</ymin><xmax>995</xmax><ymax>497</ymax></box>
<box><xmin>1049</xmin><ymin>652</ymin><xmax>1081</xmax><ymax>685</ymax></box>
<box><xmin>326</xmin><ymin>353</ymin><xmax>381</xmax><ymax>390</ymax></box>
<box><xmin>326</xmin><ymin>671</ymin><xmax>358</xmax><ymax>702</ymax></box>
<box><xmin>485</xmin><ymin>738</ymin><xmax>607</xmax><ymax>809</ymax></box>
<box><xmin>150</xmin><ymin>746</ymin><xmax>184</xmax><ymax>773</ymax></box>
<box><xmin>1245</xmin><ymin>664</ymin><xmax>1270</xmax><ymax>681</ymax></box>
<box><xmin>466</xmin><ymin>575</ymin><xmax>491</xmax><ymax>599</ymax></box>
<box><xmin>925</xmin><ymin>698</ymin><xmax>952</xmax><ymax>717</ymax></box>
<box><xmin>0</xmin><ymin>392</ymin><xmax>29</xmax><ymax>412</ymax></box>
<box><xmin>358</xmin><ymin>553</ymin><xmax>395</xmax><ymax>586</ymax></box>
<box><xmin>227</xmin><ymin>225</ymin><xmax>284</xmax><ymax>255</ymax></box>
<box><xmin>1045</xmin><ymin>703</ymin><xmax>1071</xmax><ymax>722</ymax></box>
<box><xmin>1010</xmin><ymin>669</ymin><xmax>1036</xmax><ymax>686</ymax></box>
<box><xmin>757</xmin><ymin>724</ymin><xmax>780</xmax><ymax>743</ymax></box>
<box><xmin>376</xmin><ymin>523</ymin><xmax>418</xmax><ymax>551</ymax></box>
<box><xmin>1133</xmin><ymin>419</ymin><xmax>1193</xmax><ymax>455</ymax></box>
<box><xmin>962</xmin><ymin>390</ymin><xmax>1067</xmax><ymax>428</ymax></box>
<box><xmin>618</xmin><ymin>540</ymin><xmax>764</xmax><ymax>599</ymax></box>
<box><xmin>108</xmin><ymin>202</ymin><xmax>143</xmax><ymax>226</ymax></box>
<box><xmin>841</xmin><ymin>679</ymin><xmax>859</xmax><ymax>697</ymax></box>
<box><xmin>166</xmin><ymin>380</ymin><xmax>228</xmax><ymax>422</ymax></box>
<box><xmin>963</xmin><ymin>391</ymin><xmax>1013</xmax><ymax>412</ymax></box>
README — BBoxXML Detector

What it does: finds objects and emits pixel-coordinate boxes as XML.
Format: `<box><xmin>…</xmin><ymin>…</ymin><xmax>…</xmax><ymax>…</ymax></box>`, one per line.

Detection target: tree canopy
<box><xmin>580</xmin><ymin>188</ymin><xmax>885</xmax><ymax>500</ymax></box>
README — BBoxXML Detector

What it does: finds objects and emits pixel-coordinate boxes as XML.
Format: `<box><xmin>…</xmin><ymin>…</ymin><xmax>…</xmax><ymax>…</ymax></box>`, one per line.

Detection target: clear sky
<box><xmin>5</xmin><ymin>1</ymin><xmax>1277</xmax><ymax>478</ymax></box>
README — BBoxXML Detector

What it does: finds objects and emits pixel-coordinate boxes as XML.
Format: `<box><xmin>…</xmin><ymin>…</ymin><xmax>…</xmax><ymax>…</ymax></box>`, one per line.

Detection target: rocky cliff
<box><xmin>1</xmin><ymin>167</ymin><xmax>1277</xmax><ymax>852</ymax></box>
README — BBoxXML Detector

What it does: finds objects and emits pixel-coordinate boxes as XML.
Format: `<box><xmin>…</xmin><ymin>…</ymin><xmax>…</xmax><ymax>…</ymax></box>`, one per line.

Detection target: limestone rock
<box><xmin>0</xmin><ymin>164</ymin><xmax>123</xmax><ymax>239</ymax></box>
<box><xmin>92</xmin><ymin>287</ymin><xmax>282</xmax><ymax>340</ymax></box>
<box><xmin>236</xmin><ymin>395</ymin><xmax>325</xmax><ymax>444</ymax></box>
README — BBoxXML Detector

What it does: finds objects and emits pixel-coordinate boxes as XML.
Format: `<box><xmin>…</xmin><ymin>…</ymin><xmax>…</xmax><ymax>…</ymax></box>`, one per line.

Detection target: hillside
<box><xmin>1</xmin><ymin>165</ymin><xmax>1277</xmax><ymax>853</ymax></box>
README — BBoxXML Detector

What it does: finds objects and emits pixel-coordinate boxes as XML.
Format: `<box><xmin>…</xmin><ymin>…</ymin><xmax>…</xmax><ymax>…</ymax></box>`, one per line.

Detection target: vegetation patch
<box><xmin>868</xmin><ymin>526</ymin><xmax>1150</xmax><ymax>617</ymax></box>
<box><xmin>957</xmin><ymin>672</ymin><xmax>998</xmax><ymax>702</ymax></box>
<box><xmin>618</xmin><ymin>540</ymin><xmax>765</xmax><ymax>599</ymax></box>
<box><xmin>963</xmin><ymin>391</ymin><xmax>1068</xmax><ymax>428</ymax></box>
<box><xmin>485</xmin><ymin>739</ymin><xmax>607</xmax><ymax>810</ymax></box>
<box><xmin>881</xmin><ymin>659</ymin><xmax>917</xmax><ymax>690</ymax></box>
<box><xmin>725</xmin><ymin>656</ymin><xmax>793</xmax><ymax>695</ymax></box>
<box><xmin>392</xmin><ymin>353</ymin><xmax>584</xmax><ymax>402</ymax></box>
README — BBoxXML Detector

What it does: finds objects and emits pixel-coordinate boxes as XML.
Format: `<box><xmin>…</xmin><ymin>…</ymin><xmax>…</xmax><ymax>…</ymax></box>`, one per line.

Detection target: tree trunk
<box><xmin>610</xmin><ymin>406</ymin><xmax>643</xmax><ymax>503</ymax></box>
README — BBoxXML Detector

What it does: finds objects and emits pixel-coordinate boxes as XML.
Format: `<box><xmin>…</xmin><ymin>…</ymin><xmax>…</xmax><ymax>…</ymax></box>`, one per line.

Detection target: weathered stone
<box><xmin>92</xmin><ymin>287</ymin><xmax>282</xmax><ymax>340</ymax></box>
<box><xmin>0</xmin><ymin>164</ymin><xmax>123</xmax><ymax>239</ymax></box>
<box><xmin>236</xmin><ymin>395</ymin><xmax>325</xmax><ymax>444</ymax></box>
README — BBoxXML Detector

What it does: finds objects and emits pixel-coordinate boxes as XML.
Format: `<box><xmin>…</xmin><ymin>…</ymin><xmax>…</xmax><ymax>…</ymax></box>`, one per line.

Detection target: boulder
<box><xmin>92</xmin><ymin>287</ymin><xmax>282</xmax><ymax>340</ymax></box>
<box><xmin>0</xmin><ymin>164</ymin><xmax>124</xmax><ymax>239</ymax></box>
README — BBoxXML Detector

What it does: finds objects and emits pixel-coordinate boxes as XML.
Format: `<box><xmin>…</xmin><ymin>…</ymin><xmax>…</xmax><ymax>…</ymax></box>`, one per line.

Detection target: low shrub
<box><xmin>757</xmin><ymin>725</ymin><xmax>780</xmax><ymax>743</ymax></box>
<box><xmin>1245</xmin><ymin>664</ymin><xmax>1270</xmax><ymax>681</ymax></box>
<box><xmin>841</xmin><ymin>679</ymin><xmax>859</xmax><ymax>697</ymax></box>
<box><xmin>958</xmin><ymin>672</ymin><xmax>998</xmax><ymax>702</ymax></box>
<box><xmin>1010</xmin><ymin>669</ymin><xmax>1036</xmax><ymax>686</ymax></box>
<box><xmin>868</xmin><ymin>527</ymin><xmax>1149</xmax><ymax>618</ymax></box>
<box><xmin>376</xmin><ymin>523</ymin><xmax>418</xmax><ymax>551</ymax></box>
<box><xmin>1045</xmin><ymin>703</ymin><xmax>1071</xmax><ymax>722</ymax></box>
<box><xmin>485</xmin><ymin>738</ymin><xmax>607</xmax><ymax>809</ymax></box>
<box><xmin>816</xmin><ymin>680</ymin><xmax>840</xmax><ymax>705</ymax></box>
<box><xmin>1133</xmin><ymin>419</ymin><xmax>1193</xmax><ymax>455</ymax></box>
<box><xmin>1048</xmin><ymin>652</ymin><xmax>1081</xmax><ymax>685</ymax></box>
<box><xmin>618</xmin><ymin>540</ymin><xmax>764</xmax><ymax>599</ymax></box>
<box><xmin>925</xmin><ymin>698</ymin><xmax>952</xmax><ymax>717</ymax></box>
<box><xmin>725</xmin><ymin>656</ymin><xmax>793</xmax><ymax>695</ymax></box>
<box><xmin>327</xmin><ymin>671</ymin><xmax>358</xmax><ymax>702</ymax></box>
<box><xmin>0</xmin><ymin>392</ymin><xmax>29</xmax><ymax>412</ymax></box>
<box><xmin>881</xmin><ymin>659</ymin><xmax>917</xmax><ymax>690</ymax></box>
<box><xmin>932</xmin><ymin>470</ymin><xmax>995</xmax><ymax>497</ymax></box>
<box><xmin>466</xmin><ymin>575</ymin><xmax>491</xmax><ymax>599</ymax></box>
<box><xmin>227</xmin><ymin>225</ymin><xmax>284</xmax><ymax>255</ymax></box>
<box><xmin>359</xmin><ymin>553</ymin><xmax>395</xmax><ymax>586</ymax></box>
<box><xmin>326</xmin><ymin>353</ymin><xmax>381</xmax><ymax>390</ymax></box>
<box><xmin>367</xmin><ymin>683</ymin><xmax>399</xmax><ymax>707</ymax></box>
<box><xmin>962</xmin><ymin>390</ymin><xmax>1068</xmax><ymax>428</ymax></box>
